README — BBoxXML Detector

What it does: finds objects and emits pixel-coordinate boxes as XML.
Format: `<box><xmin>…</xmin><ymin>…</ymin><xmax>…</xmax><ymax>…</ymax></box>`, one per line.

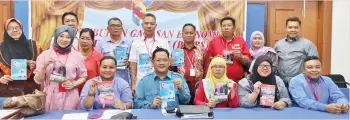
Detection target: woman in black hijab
<box><xmin>0</xmin><ymin>18</ymin><xmax>41</xmax><ymax>96</ymax></box>
<box><xmin>238</xmin><ymin>55</ymin><xmax>292</xmax><ymax>110</ymax></box>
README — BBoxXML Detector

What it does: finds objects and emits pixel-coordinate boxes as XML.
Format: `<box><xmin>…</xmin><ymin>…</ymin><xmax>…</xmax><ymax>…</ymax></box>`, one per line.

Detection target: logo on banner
<box><xmin>132</xmin><ymin>0</ymin><xmax>153</xmax><ymax>26</ymax></box>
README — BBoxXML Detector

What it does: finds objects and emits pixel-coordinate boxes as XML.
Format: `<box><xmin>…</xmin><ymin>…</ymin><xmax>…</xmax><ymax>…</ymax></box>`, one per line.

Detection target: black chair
<box><xmin>324</xmin><ymin>74</ymin><xmax>350</xmax><ymax>88</ymax></box>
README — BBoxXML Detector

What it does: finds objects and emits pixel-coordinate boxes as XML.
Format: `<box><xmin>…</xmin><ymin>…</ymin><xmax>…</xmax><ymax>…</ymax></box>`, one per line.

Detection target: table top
<box><xmin>25</xmin><ymin>107</ymin><xmax>349</xmax><ymax>119</ymax></box>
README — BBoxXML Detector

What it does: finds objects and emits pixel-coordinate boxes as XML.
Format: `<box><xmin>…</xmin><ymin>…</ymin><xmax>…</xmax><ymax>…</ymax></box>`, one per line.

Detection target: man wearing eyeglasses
<box><xmin>95</xmin><ymin>17</ymin><xmax>132</xmax><ymax>84</ymax></box>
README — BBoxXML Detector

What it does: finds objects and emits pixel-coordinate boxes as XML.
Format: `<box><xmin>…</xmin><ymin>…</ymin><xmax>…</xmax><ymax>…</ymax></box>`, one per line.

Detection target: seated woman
<box><xmin>0</xmin><ymin>18</ymin><xmax>41</xmax><ymax>96</ymax></box>
<box><xmin>194</xmin><ymin>57</ymin><xmax>239</xmax><ymax>108</ymax></box>
<box><xmin>238</xmin><ymin>55</ymin><xmax>291</xmax><ymax>110</ymax></box>
<box><xmin>80</xmin><ymin>56</ymin><xmax>132</xmax><ymax>110</ymax></box>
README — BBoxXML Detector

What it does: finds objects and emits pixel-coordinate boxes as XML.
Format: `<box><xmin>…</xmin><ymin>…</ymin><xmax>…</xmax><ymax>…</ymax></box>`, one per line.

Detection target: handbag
<box><xmin>2</xmin><ymin>89</ymin><xmax>46</xmax><ymax>118</ymax></box>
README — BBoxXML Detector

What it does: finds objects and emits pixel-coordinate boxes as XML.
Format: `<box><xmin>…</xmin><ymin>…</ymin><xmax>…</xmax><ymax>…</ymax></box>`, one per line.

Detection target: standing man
<box><xmin>175</xmin><ymin>23</ymin><xmax>204</xmax><ymax>104</ymax></box>
<box><xmin>274</xmin><ymin>16</ymin><xmax>318</xmax><ymax>86</ymax></box>
<box><xmin>50</xmin><ymin>12</ymin><xmax>80</xmax><ymax>50</ymax></box>
<box><xmin>206</xmin><ymin>16</ymin><xmax>251</xmax><ymax>82</ymax></box>
<box><xmin>95</xmin><ymin>17</ymin><xmax>132</xmax><ymax>84</ymax></box>
<box><xmin>129</xmin><ymin>13</ymin><xmax>171</xmax><ymax>94</ymax></box>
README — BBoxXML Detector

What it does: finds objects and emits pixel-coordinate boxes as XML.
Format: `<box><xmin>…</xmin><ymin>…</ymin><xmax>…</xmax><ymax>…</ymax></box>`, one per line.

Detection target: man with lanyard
<box><xmin>129</xmin><ymin>13</ymin><xmax>171</xmax><ymax>95</ymax></box>
<box><xmin>274</xmin><ymin>17</ymin><xmax>318</xmax><ymax>86</ymax></box>
<box><xmin>205</xmin><ymin>16</ymin><xmax>250</xmax><ymax>82</ymax></box>
<box><xmin>95</xmin><ymin>17</ymin><xmax>132</xmax><ymax>84</ymax></box>
<box><xmin>50</xmin><ymin>12</ymin><xmax>80</xmax><ymax>50</ymax></box>
<box><xmin>175</xmin><ymin>23</ymin><xmax>204</xmax><ymax>104</ymax></box>
<box><xmin>289</xmin><ymin>56</ymin><xmax>349</xmax><ymax>114</ymax></box>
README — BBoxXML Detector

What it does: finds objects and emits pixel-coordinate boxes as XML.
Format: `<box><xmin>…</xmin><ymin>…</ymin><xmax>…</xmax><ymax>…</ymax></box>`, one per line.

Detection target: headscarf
<box><xmin>249</xmin><ymin>31</ymin><xmax>276</xmax><ymax>59</ymax></box>
<box><xmin>53</xmin><ymin>25</ymin><xmax>75</xmax><ymax>54</ymax></box>
<box><xmin>206</xmin><ymin>57</ymin><xmax>229</xmax><ymax>90</ymax></box>
<box><xmin>1</xmin><ymin>18</ymin><xmax>32</xmax><ymax>67</ymax></box>
<box><xmin>250</xmin><ymin>55</ymin><xmax>278</xmax><ymax>103</ymax></box>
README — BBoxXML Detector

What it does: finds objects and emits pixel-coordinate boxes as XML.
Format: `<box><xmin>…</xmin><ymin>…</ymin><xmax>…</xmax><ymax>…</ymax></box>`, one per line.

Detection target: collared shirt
<box><xmin>206</xmin><ymin>36</ymin><xmax>251</xmax><ymax>82</ymax></box>
<box><xmin>80</xmin><ymin>76</ymin><xmax>133</xmax><ymax>110</ymax></box>
<box><xmin>274</xmin><ymin>37</ymin><xmax>318</xmax><ymax>84</ymax></box>
<box><xmin>289</xmin><ymin>73</ymin><xmax>349</xmax><ymax>112</ymax></box>
<box><xmin>238</xmin><ymin>75</ymin><xmax>292</xmax><ymax>108</ymax></box>
<box><xmin>78</xmin><ymin>48</ymin><xmax>103</xmax><ymax>94</ymax></box>
<box><xmin>178</xmin><ymin>44</ymin><xmax>204</xmax><ymax>96</ymax></box>
<box><xmin>95</xmin><ymin>37</ymin><xmax>132</xmax><ymax>84</ymax></box>
<box><xmin>134</xmin><ymin>71</ymin><xmax>191</xmax><ymax>109</ymax></box>
<box><xmin>128</xmin><ymin>36</ymin><xmax>171</xmax><ymax>86</ymax></box>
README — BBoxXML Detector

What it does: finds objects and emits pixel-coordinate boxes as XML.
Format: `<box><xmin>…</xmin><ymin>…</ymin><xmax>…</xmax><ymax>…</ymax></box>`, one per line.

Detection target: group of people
<box><xmin>0</xmin><ymin>11</ymin><xmax>348</xmax><ymax>115</ymax></box>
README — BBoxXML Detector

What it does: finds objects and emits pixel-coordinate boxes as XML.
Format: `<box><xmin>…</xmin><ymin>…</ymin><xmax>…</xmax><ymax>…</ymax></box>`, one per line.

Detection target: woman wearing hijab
<box><xmin>0</xmin><ymin>18</ymin><xmax>41</xmax><ymax>96</ymax></box>
<box><xmin>34</xmin><ymin>25</ymin><xmax>87</xmax><ymax>111</ymax></box>
<box><xmin>194</xmin><ymin>57</ymin><xmax>239</xmax><ymax>108</ymax></box>
<box><xmin>77</xmin><ymin>28</ymin><xmax>103</xmax><ymax>95</ymax></box>
<box><xmin>238</xmin><ymin>55</ymin><xmax>291</xmax><ymax>110</ymax></box>
<box><xmin>248</xmin><ymin>31</ymin><xmax>277</xmax><ymax>73</ymax></box>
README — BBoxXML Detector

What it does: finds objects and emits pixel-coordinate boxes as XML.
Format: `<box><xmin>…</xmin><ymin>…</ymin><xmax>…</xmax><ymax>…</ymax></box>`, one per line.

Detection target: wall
<box><xmin>14</xmin><ymin>0</ymin><xmax>29</xmax><ymax>38</ymax></box>
<box><xmin>331</xmin><ymin>0</ymin><xmax>350</xmax><ymax>83</ymax></box>
<box><xmin>246</xmin><ymin>3</ymin><xmax>265</xmax><ymax>48</ymax></box>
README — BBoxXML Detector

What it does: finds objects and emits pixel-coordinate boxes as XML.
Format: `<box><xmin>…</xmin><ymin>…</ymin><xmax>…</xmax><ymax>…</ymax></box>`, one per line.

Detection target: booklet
<box><xmin>114</xmin><ymin>46</ymin><xmax>127</xmax><ymax>69</ymax></box>
<box><xmin>159</xmin><ymin>81</ymin><xmax>176</xmax><ymax>109</ymax></box>
<box><xmin>62</xmin><ymin>113</ymin><xmax>88</xmax><ymax>120</ymax></box>
<box><xmin>0</xmin><ymin>109</ymin><xmax>21</xmax><ymax>119</ymax></box>
<box><xmin>259</xmin><ymin>84</ymin><xmax>276</xmax><ymax>107</ymax></box>
<box><xmin>97</xmin><ymin>81</ymin><xmax>114</xmax><ymax>106</ymax></box>
<box><xmin>11</xmin><ymin>59</ymin><xmax>27</xmax><ymax>80</ymax></box>
<box><xmin>223</xmin><ymin>50</ymin><xmax>233</xmax><ymax>65</ymax></box>
<box><xmin>137</xmin><ymin>53</ymin><xmax>152</xmax><ymax>80</ymax></box>
<box><xmin>214</xmin><ymin>82</ymin><xmax>229</xmax><ymax>103</ymax></box>
<box><xmin>172</xmin><ymin>49</ymin><xmax>184</xmax><ymax>66</ymax></box>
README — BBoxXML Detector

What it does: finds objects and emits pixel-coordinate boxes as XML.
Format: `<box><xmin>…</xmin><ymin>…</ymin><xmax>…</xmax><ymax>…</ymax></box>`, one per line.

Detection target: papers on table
<box><xmin>61</xmin><ymin>113</ymin><xmax>88</xmax><ymax>120</ymax></box>
<box><xmin>0</xmin><ymin>109</ymin><xmax>21</xmax><ymax>119</ymax></box>
<box><xmin>100</xmin><ymin>109</ymin><xmax>131</xmax><ymax>119</ymax></box>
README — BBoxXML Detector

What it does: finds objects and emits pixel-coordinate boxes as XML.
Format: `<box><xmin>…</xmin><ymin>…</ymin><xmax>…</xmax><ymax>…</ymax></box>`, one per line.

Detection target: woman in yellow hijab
<box><xmin>194</xmin><ymin>57</ymin><xmax>239</xmax><ymax>108</ymax></box>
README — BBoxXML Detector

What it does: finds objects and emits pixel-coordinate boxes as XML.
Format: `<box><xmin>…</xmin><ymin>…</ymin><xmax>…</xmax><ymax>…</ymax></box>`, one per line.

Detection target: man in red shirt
<box><xmin>205</xmin><ymin>17</ymin><xmax>251</xmax><ymax>82</ymax></box>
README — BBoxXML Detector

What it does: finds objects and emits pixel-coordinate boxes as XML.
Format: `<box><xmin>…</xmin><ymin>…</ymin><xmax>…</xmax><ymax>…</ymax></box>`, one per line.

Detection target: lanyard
<box><xmin>54</xmin><ymin>50</ymin><xmax>69</xmax><ymax>65</ymax></box>
<box><xmin>144</xmin><ymin>37</ymin><xmax>155</xmax><ymax>55</ymax></box>
<box><xmin>184</xmin><ymin>48</ymin><xmax>195</xmax><ymax>68</ymax></box>
<box><xmin>304</xmin><ymin>76</ymin><xmax>321</xmax><ymax>101</ymax></box>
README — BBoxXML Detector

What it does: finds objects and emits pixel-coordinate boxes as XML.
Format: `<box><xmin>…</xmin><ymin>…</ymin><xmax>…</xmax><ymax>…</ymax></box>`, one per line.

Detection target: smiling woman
<box><xmin>33</xmin><ymin>25</ymin><xmax>88</xmax><ymax>111</ymax></box>
<box><xmin>0</xmin><ymin>18</ymin><xmax>41</xmax><ymax>97</ymax></box>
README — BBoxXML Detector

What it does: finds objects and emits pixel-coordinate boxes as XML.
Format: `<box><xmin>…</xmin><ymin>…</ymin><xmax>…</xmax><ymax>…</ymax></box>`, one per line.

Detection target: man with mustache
<box><xmin>129</xmin><ymin>13</ymin><xmax>171</xmax><ymax>95</ymax></box>
<box><xmin>289</xmin><ymin>56</ymin><xmax>349</xmax><ymax>114</ymax></box>
<box><xmin>95</xmin><ymin>17</ymin><xmax>132</xmax><ymax>84</ymax></box>
<box><xmin>274</xmin><ymin>17</ymin><xmax>318</xmax><ymax>86</ymax></box>
<box><xmin>206</xmin><ymin>16</ymin><xmax>251</xmax><ymax>82</ymax></box>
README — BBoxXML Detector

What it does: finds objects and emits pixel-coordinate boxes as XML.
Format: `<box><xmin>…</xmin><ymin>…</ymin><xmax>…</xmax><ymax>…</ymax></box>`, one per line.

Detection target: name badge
<box><xmin>190</xmin><ymin>68</ymin><xmax>196</xmax><ymax>77</ymax></box>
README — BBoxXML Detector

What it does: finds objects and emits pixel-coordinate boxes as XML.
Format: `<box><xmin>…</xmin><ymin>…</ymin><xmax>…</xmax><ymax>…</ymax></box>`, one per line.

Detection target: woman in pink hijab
<box><xmin>248</xmin><ymin>31</ymin><xmax>277</xmax><ymax>73</ymax></box>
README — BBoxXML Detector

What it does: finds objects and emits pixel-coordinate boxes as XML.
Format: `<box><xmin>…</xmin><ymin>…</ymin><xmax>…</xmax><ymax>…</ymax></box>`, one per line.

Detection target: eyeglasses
<box><xmin>211</xmin><ymin>65</ymin><xmax>226</xmax><ymax>69</ymax></box>
<box><xmin>258</xmin><ymin>65</ymin><xmax>272</xmax><ymax>69</ymax></box>
<box><xmin>7</xmin><ymin>26</ymin><xmax>21</xmax><ymax>31</ymax></box>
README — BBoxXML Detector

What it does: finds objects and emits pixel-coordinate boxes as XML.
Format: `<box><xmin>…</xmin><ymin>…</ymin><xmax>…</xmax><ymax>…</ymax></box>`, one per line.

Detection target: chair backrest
<box><xmin>324</xmin><ymin>74</ymin><xmax>347</xmax><ymax>88</ymax></box>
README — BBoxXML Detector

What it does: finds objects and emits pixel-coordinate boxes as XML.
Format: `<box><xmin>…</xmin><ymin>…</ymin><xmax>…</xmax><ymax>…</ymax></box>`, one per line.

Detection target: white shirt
<box><xmin>128</xmin><ymin>35</ymin><xmax>171</xmax><ymax>86</ymax></box>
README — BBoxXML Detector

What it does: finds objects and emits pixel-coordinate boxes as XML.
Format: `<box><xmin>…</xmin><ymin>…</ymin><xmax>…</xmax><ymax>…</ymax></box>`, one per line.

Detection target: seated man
<box><xmin>134</xmin><ymin>47</ymin><xmax>191</xmax><ymax>109</ymax></box>
<box><xmin>289</xmin><ymin>56</ymin><xmax>349</xmax><ymax>114</ymax></box>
